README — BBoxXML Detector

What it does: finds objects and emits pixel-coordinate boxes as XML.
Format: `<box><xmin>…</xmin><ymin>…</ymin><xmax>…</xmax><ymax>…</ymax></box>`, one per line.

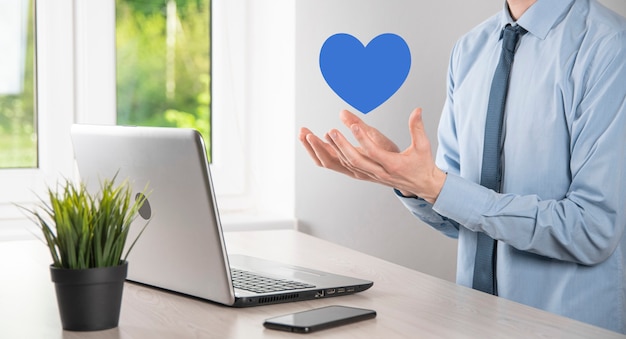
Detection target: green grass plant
<box><xmin>23</xmin><ymin>177</ymin><xmax>149</xmax><ymax>269</ymax></box>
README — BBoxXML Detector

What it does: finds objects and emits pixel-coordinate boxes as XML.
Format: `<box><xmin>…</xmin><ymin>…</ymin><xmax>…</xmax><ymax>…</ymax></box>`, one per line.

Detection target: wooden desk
<box><xmin>0</xmin><ymin>230</ymin><xmax>623</xmax><ymax>338</ymax></box>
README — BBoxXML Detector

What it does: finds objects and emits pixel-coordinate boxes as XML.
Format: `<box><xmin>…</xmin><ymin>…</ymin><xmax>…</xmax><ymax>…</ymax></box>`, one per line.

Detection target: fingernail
<box><xmin>351</xmin><ymin>124</ymin><xmax>359</xmax><ymax>133</ymax></box>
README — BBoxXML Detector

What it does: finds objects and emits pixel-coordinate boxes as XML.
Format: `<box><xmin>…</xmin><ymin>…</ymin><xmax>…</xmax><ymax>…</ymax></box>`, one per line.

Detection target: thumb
<box><xmin>408</xmin><ymin>108</ymin><xmax>429</xmax><ymax>149</ymax></box>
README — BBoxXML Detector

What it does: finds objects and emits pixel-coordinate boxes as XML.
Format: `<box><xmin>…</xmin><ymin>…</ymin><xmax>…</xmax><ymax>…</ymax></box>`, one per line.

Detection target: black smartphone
<box><xmin>263</xmin><ymin>305</ymin><xmax>376</xmax><ymax>334</ymax></box>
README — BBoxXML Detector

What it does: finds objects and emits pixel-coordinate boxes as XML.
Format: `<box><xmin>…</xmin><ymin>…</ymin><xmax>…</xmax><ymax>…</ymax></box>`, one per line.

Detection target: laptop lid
<box><xmin>70</xmin><ymin>124</ymin><xmax>373</xmax><ymax>307</ymax></box>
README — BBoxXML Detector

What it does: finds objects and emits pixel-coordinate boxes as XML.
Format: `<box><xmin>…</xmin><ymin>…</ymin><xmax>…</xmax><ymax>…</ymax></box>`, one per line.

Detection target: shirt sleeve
<box><xmin>394</xmin><ymin>189</ymin><xmax>460</xmax><ymax>239</ymax></box>
<box><xmin>433</xmin><ymin>31</ymin><xmax>626</xmax><ymax>266</ymax></box>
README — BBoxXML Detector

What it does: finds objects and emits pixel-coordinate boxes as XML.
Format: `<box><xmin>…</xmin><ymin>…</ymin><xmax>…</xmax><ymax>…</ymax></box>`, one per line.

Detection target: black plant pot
<box><xmin>50</xmin><ymin>262</ymin><xmax>128</xmax><ymax>331</ymax></box>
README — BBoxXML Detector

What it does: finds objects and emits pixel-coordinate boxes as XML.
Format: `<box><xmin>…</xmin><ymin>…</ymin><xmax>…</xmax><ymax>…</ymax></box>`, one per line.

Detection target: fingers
<box><xmin>339</xmin><ymin>109</ymin><xmax>362</xmax><ymax>127</ymax></box>
<box><xmin>347</xmin><ymin>124</ymin><xmax>389</xmax><ymax>164</ymax></box>
<box><xmin>302</xmin><ymin>109</ymin><xmax>401</xmax><ymax>184</ymax></box>
<box><xmin>299</xmin><ymin>127</ymin><xmax>361</xmax><ymax>178</ymax></box>
<box><xmin>299</xmin><ymin>108</ymin><xmax>408</xmax><ymax>183</ymax></box>
<box><xmin>326</xmin><ymin>129</ymin><xmax>386</xmax><ymax>180</ymax></box>
<box><xmin>341</xmin><ymin>110</ymin><xmax>401</xmax><ymax>153</ymax></box>
<box><xmin>299</xmin><ymin>127</ymin><xmax>323</xmax><ymax>167</ymax></box>
<box><xmin>346</xmin><ymin>119</ymin><xmax>405</xmax><ymax>175</ymax></box>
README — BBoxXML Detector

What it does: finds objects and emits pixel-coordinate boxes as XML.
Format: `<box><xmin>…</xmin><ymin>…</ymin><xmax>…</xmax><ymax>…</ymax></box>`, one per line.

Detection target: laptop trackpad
<box><xmin>228</xmin><ymin>254</ymin><xmax>325</xmax><ymax>281</ymax></box>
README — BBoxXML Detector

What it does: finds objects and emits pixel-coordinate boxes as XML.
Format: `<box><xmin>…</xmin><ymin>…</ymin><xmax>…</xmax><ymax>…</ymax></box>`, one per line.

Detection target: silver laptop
<box><xmin>70</xmin><ymin>124</ymin><xmax>373</xmax><ymax>307</ymax></box>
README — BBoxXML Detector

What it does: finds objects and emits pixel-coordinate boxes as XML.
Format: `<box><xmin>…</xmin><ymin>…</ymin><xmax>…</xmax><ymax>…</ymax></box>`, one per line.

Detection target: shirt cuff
<box><xmin>432</xmin><ymin>173</ymin><xmax>492</xmax><ymax>231</ymax></box>
<box><xmin>393</xmin><ymin>188</ymin><xmax>418</xmax><ymax>199</ymax></box>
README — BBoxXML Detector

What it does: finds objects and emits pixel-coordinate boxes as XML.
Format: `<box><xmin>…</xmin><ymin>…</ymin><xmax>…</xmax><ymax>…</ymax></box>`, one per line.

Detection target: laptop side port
<box><xmin>326</xmin><ymin>288</ymin><xmax>336</xmax><ymax>295</ymax></box>
<box><xmin>315</xmin><ymin>290</ymin><xmax>325</xmax><ymax>298</ymax></box>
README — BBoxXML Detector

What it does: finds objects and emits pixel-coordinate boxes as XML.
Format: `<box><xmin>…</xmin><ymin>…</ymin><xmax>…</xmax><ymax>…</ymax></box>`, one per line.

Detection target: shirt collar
<box><xmin>499</xmin><ymin>0</ymin><xmax>575</xmax><ymax>40</ymax></box>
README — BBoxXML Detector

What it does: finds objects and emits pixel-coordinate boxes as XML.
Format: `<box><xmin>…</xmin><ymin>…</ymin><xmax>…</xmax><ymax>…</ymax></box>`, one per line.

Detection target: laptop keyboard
<box><xmin>231</xmin><ymin>268</ymin><xmax>315</xmax><ymax>294</ymax></box>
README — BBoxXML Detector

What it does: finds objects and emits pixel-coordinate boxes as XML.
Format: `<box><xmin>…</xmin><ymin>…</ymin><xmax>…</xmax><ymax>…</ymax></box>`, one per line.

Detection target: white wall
<box><xmin>294</xmin><ymin>0</ymin><xmax>626</xmax><ymax>281</ymax></box>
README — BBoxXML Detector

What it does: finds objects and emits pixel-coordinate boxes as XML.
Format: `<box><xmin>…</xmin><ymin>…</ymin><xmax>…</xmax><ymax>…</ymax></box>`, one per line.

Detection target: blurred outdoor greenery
<box><xmin>0</xmin><ymin>0</ymin><xmax>37</xmax><ymax>169</ymax></box>
<box><xmin>116</xmin><ymin>0</ymin><xmax>212</xmax><ymax>160</ymax></box>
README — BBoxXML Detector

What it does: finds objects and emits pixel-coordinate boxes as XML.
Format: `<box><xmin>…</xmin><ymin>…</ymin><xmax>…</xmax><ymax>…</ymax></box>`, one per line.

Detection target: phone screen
<box><xmin>263</xmin><ymin>305</ymin><xmax>376</xmax><ymax>333</ymax></box>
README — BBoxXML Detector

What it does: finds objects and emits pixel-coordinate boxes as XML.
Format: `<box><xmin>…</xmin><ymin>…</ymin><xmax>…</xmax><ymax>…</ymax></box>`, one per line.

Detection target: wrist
<box><xmin>421</xmin><ymin>169</ymin><xmax>446</xmax><ymax>204</ymax></box>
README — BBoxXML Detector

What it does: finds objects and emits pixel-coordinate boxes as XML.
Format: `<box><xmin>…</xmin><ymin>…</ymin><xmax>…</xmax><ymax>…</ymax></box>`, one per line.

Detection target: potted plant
<box><xmin>21</xmin><ymin>176</ymin><xmax>149</xmax><ymax>331</ymax></box>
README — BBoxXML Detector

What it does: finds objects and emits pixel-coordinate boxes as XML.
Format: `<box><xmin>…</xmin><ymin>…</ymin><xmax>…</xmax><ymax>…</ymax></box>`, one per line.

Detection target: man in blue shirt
<box><xmin>299</xmin><ymin>0</ymin><xmax>626</xmax><ymax>333</ymax></box>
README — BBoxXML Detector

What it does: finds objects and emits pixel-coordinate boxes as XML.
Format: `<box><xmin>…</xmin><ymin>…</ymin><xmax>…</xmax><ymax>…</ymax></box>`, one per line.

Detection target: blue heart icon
<box><xmin>319</xmin><ymin>33</ymin><xmax>411</xmax><ymax>114</ymax></box>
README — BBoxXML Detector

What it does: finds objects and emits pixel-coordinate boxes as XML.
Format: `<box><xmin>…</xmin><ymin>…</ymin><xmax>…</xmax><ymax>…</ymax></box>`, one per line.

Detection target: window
<box><xmin>80</xmin><ymin>0</ymin><xmax>249</xmax><ymax>205</ymax></box>
<box><xmin>1</xmin><ymin>0</ymin><xmax>295</xmax><ymax>235</ymax></box>
<box><xmin>0</xmin><ymin>0</ymin><xmax>76</xmax><ymax>225</ymax></box>
<box><xmin>0</xmin><ymin>0</ymin><xmax>36</xmax><ymax>170</ymax></box>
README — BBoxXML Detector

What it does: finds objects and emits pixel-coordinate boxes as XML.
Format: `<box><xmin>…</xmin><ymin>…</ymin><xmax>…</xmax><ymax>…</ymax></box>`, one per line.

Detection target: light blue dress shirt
<box><xmin>397</xmin><ymin>0</ymin><xmax>626</xmax><ymax>333</ymax></box>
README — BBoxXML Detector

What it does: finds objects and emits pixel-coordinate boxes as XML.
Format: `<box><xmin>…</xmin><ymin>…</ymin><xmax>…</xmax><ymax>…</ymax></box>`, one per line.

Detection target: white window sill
<box><xmin>0</xmin><ymin>213</ymin><xmax>296</xmax><ymax>242</ymax></box>
<box><xmin>220</xmin><ymin>213</ymin><xmax>296</xmax><ymax>232</ymax></box>
<box><xmin>0</xmin><ymin>218</ymin><xmax>40</xmax><ymax>242</ymax></box>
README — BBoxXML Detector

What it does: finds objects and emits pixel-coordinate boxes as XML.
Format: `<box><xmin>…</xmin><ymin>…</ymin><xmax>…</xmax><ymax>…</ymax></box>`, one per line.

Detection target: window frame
<box><xmin>0</xmin><ymin>0</ymin><xmax>75</xmax><ymax>218</ymax></box>
<box><xmin>1</xmin><ymin>0</ymin><xmax>296</xmax><ymax>232</ymax></box>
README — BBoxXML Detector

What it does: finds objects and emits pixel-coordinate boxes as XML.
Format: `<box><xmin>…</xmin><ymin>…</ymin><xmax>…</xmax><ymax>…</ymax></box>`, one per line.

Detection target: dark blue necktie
<box><xmin>473</xmin><ymin>24</ymin><xmax>527</xmax><ymax>295</ymax></box>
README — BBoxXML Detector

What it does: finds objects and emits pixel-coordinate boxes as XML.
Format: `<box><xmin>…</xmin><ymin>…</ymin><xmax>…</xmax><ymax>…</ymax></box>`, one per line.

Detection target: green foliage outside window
<box><xmin>116</xmin><ymin>0</ymin><xmax>211</xmax><ymax>160</ymax></box>
<box><xmin>0</xmin><ymin>0</ymin><xmax>37</xmax><ymax>169</ymax></box>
